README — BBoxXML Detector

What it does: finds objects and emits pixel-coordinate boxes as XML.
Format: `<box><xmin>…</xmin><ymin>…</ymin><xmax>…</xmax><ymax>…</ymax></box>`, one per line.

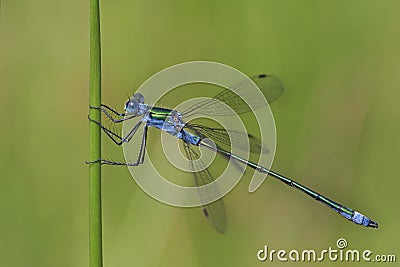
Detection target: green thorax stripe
<box><xmin>149</xmin><ymin>107</ymin><xmax>173</xmax><ymax>120</ymax></box>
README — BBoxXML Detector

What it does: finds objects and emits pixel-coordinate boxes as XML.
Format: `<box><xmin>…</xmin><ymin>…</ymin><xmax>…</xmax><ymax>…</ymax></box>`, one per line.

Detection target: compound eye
<box><xmin>133</xmin><ymin>93</ymin><xmax>145</xmax><ymax>104</ymax></box>
<box><xmin>125</xmin><ymin>100</ymin><xmax>139</xmax><ymax>114</ymax></box>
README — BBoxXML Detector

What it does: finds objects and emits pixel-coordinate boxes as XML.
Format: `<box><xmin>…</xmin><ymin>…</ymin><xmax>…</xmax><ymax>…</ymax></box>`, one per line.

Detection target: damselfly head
<box><xmin>124</xmin><ymin>93</ymin><xmax>145</xmax><ymax>115</ymax></box>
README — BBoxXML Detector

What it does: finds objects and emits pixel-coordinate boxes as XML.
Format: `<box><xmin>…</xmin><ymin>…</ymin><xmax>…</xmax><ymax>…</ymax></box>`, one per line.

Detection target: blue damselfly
<box><xmin>88</xmin><ymin>74</ymin><xmax>378</xmax><ymax>233</ymax></box>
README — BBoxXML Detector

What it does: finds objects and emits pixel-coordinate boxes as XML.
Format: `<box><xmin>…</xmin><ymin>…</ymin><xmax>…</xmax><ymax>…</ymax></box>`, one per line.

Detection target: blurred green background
<box><xmin>1</xmin><ymin>0</ymin><xmax>399</xmax><ymax>266</ymax></box>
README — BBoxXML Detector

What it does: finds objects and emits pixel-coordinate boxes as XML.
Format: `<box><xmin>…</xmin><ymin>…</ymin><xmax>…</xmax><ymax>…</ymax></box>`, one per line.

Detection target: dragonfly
<box><xmin>88</xmin><ymin>74</ymin><xmax>379</xmax><ymax>233</ymax></box>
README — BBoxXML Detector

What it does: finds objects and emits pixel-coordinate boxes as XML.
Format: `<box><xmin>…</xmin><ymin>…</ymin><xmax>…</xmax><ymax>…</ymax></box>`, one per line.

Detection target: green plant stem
<box><xmin>89</xmin><ymin>0</ymin><xmax>102</xmax><ymax>266</ymax></box>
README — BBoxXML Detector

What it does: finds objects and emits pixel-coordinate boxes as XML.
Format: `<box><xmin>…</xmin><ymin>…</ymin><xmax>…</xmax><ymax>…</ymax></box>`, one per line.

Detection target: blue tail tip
<box><xmin>352</xmin><ymin>211</ymin><xmax>378</xmax><ymax>228</ymax></box>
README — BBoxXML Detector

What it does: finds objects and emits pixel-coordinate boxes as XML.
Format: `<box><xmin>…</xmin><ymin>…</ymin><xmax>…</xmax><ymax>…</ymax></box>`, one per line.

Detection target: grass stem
<box><xmin>89</xmin><ymin>0</ymin><xmax>102</xmax><ymax>266</ymax></box>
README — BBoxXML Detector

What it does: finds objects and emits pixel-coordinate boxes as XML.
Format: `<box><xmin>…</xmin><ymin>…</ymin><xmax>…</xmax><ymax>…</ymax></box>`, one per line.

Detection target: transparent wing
<box><xmin>181</xmin><ymin>74</ymin><xmax>284</xmax><ymax>117</ymax></box>
<box><xmin>183</xmin><ymin>141</ymin><xmax>227</xmax><ymax>233</ymax></box>
<box><xmin>185</xmin><ymin>123</ymin><xmax>268</xmax><ymax>154</ymax></box>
